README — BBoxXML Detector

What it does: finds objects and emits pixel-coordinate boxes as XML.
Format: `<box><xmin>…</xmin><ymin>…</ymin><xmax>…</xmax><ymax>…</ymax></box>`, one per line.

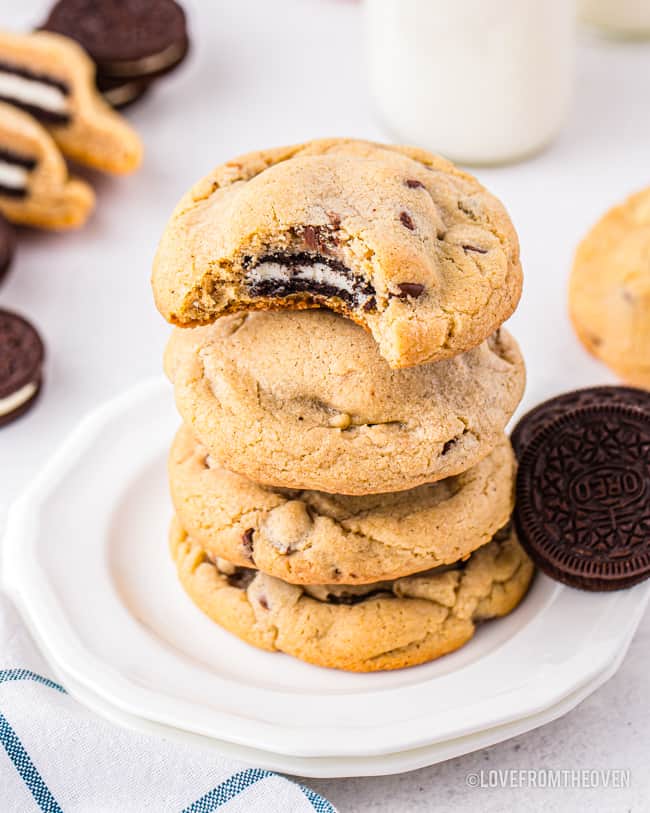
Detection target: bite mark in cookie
<box><xmin>152</xmin><ymin>138</ymin><xmax>523</xmax><ymax>368</ymax></box>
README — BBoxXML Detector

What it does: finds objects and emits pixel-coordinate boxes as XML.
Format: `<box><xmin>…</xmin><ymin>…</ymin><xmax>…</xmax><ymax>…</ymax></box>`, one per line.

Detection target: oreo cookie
<box><xmin>514</xmin><ymin>402</ymin><xmax>650</xmax><ymax>591</ymax></box>
<box><xmin>41</xmin><ymin>0</ymin><xmax>189</xmax><ymax>83</ymax></box>
<box><xmin>0</xmin><ymin>213</ymin><xmax>16</xmax><ymax>285</ymax></box>
<box><xmin>96</xmin><ymin>74</ymin><xmax>150</xmax><ymax>110</ymax></box>
<box><xmin>0</xmin><ymin>309</ymin><xmax>44</xmax><ymax>427</ymax></box>
<box><xmin>511</xmin><ymin>386</ymin><xmax>650</xmax><ymax>458</ymax></box>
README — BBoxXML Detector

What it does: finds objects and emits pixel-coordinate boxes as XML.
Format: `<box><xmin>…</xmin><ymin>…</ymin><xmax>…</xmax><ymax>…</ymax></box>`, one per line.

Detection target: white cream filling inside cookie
<box><xmin>0</xmin><ymin>73</ymin><xmax>68</xmax><ymax>115</ymax></box>
<box><xmin>0</xmin><ymin>160</ymin><xmax>28</xmax><ymax>191</ymax></box>
<box><xmin>104</xmin><ymin>42</ymin><xmax>186</xmax><ymax>77</ymax></box>
<box><xmin>0</xmin><ymin>381</ymin><xmax>37</xmax><ymax>417</ymax></box>
<box><xmin>248</xmin><ymin>260</ymin><xmax>356</xmax><ymax>295</ymax></box>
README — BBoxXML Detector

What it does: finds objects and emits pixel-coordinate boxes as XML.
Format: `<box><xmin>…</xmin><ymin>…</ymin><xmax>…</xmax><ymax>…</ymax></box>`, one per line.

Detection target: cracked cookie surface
<box><xmin>169</xmin><ymin>425</ymin><xmax>516</xmax><ymax>584</ymax></box>
<box><xmin>164</xmin><ymin>309</ymin><xmax>526</xmax><ymax>495</ymax></box>
<box><xmin>570</xmin><ymin>187</ymin><xmax>650</xmax><ymax>389</ymax></box>
<box><xmin>152</xmin><ymin>138</ymin><xmax>522</xmax><ymax>368</ymax></box>
<box><xmin>170</xmin><ymin>519</ymin><xmax>534</xmax><ymax>672</ymax></box>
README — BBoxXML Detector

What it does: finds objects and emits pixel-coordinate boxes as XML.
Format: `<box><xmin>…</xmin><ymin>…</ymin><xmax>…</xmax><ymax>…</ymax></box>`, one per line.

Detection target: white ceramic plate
<box><xmin>28</xmin><ymin>605</ymin><xmax>640</xmax><ymax>778</ymax></box>
<box><xmin>3</xmin><ymin>378</ymin><xmax>649</xmax><ymax>761</ymax></box>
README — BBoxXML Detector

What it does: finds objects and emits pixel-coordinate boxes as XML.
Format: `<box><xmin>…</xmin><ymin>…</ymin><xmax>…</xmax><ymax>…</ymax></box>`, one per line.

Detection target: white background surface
<box><xmin>0</xmin><ymin>0</ymin><xmax>648</xmax><ymax>810</ymax></box>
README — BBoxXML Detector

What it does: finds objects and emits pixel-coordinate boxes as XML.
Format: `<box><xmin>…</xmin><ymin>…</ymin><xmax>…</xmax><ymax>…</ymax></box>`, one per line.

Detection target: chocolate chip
<box><xmin>397</xmin><ymin>282</ymin><xmax>425</xmax><ymax>299</ymax></box>
<box><xmin>462</xmin><ymin>245</ymin><xmax>488</xmax><ymax>254</ymax></box>
<box><xmin>405</xmin><ymin>179</ymin><xmax>425</xmax><ymax>189</ymax></box>
<box><xmin>258</xmin><ymin>595</ymin><xmax>269</xmax><ymax>610</ymax></box>
<box><xmin>226</xmin><ymin>568</ymin><xmax>256</xmax><ymax>590</ymax></box>
<box><xmin>399</xmin><ymin>211</ymin><xmax>415</xmax><ymax>230</ymax></box>
<box><xmin>241</xmin><ymin>255</ymin><xmax>253</xmax><ymax>269</ymax></box>
<box><xmin>363</xmin><ymin>296</ymin><xmax>376</xmax><ymax>312</ymax></box>
<box><xmin>327</xmin><ymin>211</ymin><xmax>342</xmax><ymax>229</ymax></box>
<box><xmin>325</xmin><ymin>589</ymin><xmax>391</xmax><ymax>605</ymax></box>
<box><xmin>442</xmin><ymin>438</ymin><xmax>456</xmax><ymax>455</ymax></box>
<box><xmin>302</xmin><ymin>225</ymin><xmax>319</xmax><ymax>251</ymax></box>
<box><xmin>242</xmin><ymin>528</ymin><xmax>255</xmax><ymax>561</ymax></box>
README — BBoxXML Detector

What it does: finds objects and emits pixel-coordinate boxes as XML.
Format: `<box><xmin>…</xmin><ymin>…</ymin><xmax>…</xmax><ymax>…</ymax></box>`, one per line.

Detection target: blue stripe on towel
<box><xmin>181</xmin><ymin>768</ymin><xmax>274</xmax><ymax>812</ymax></box>
<box><xmin>300</xmin><ymin>785</ymin><xmax>338</xmax><ymax>813</ymax></box>
<box><xmin>0</xmin><ymin>712</ymin><xmax>63</xmax><ymax>813</ymax></box>
<box><xmin>0</xmin><ymin>669</ymin><xmax>65</xmax><ymax>693</ymax></box>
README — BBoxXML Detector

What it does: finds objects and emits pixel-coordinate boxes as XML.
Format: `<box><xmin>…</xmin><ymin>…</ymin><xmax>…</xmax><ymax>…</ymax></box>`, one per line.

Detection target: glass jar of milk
<box><xmin>365</xmin><ymin>0</ymin><xmax>576</xmax><ymax>165</ymax></box>
<box><xmin>580</xmin><ymin>0</ymin><xmax>650</xmax><ymax>38</ymax></box>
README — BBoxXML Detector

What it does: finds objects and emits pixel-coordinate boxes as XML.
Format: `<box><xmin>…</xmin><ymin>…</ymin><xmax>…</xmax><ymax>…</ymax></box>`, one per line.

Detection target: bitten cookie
<box><xmin>0</xmin><ymin>212</ymin><xmax>15</xmax><ymax>282</ymax></box>
<box><xmin>0</xmin><ymin>102</ymin><xmax>94</xmax><ymax>228</ymax></box>
<box><xmin>0</xmin><ymin>308</ymin><xmax>44</xmax><ymax>426</ymax></box>
<box><xmin>570</xmin><ymin>187</ymin><xmax>650</xmax><ymax>389</ymax></box>
<box><xmin>169</xmin><ymin>426</ymin><xmax>516</xmax><ymax>584</ymax></box>
<box><xmin>153</xmin><ymin>138</ymin><xmax>522</xmax><ymax>368</ymax></box>
<box><xmin>0</xmin><ymin>30</ymin><xmax>142</xmax><ymax>173</ymax></box>
<box><xmin>170</xmin><ymin>519</ymin><xmax>534</xmax><ymax>672</ymax></box>
<box><xmin>42</xmin><ymin>0</ymin><xmax>189</xmax><ymax>82</ymax></box>
<box><xmin>164</xmin><ymin>310</ymin><xmax>526</xmax><ymax>495</ymax></box>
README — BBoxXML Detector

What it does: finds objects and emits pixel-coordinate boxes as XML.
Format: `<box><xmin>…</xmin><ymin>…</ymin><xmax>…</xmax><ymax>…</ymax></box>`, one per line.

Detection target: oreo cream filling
<box><xmin>0</xmin><ymin>62</ymin><xmax>70</xmax><ymax>124</ymax></box>
<box><xmin>246</xmin><ymin>252</ymin><xmax>375</xmax><ymax>308</ymax></box>
<box><xmin>0</xmin><ymin>381</ymin><xmax>37</xmax><ymax>416</ymax></box>
<box><xmin>0</xmin><ymin>148</ymin><xmax>36</xmax><ymax>199</ymax></box>
<box><xmin>103</xmin><ymin>41</ymin><xmax>187</xmax><ymax>78</ymax></box>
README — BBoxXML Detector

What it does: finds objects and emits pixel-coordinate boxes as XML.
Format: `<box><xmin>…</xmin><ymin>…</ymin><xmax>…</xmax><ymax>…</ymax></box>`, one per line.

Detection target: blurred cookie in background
<box><xmin>0</xmin><ymin>30</ymin><xmax>143</xmax><ymax>173</ymax></box>
<box><xmin>0</xmin><ymin>212</ymin><xmax>16</xmax><ymax>284</ymax></box>
<box><xmin>0</xmin><ymin>101</ymin><xmax>94</xmax><ymax>229</ymax></box>
<box><xmin>41</xmin><ymin>0</ymin><xmax>189</xmax><ymax>109</ymax></box>
<box><xmin>0</xmin><ymin>308</ymin><xmax>44</xmax><ymax>427</ymax></box>
<box><xmin>570</xmin><ymin>187</ymin><xmax>650</xmax><ymax>389</ymax></box>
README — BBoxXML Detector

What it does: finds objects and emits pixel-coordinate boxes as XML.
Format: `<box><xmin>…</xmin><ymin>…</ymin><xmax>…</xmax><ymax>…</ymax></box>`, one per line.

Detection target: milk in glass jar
<box><xmin>365</xmin><ymin>0</ymin><xmax>576</xmax><ymax>165</ymax></box>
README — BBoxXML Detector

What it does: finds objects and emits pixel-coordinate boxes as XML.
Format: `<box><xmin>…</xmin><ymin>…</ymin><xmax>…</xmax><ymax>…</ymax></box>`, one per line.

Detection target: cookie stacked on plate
<box><xmin>153</xmin><ymin>138</ymin><xmax>534</xmax><ymax>672</ymax></box>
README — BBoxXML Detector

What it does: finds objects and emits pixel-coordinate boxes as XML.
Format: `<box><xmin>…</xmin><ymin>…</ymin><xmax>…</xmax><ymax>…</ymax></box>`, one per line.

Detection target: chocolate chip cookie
<box><xmin>0</xmin><ymin>212</ymin><xmax>16</xmax><ymax>283</ymax></box>
<box><xmin>570</xmin><ymin>187</ymin><xmax>650</xmax><ymax>389</ymax></box>
<box><xmin>0</xmin><ymin>101</ymin><xmax>94</xmax><ymax>228</ymax></box>
<box><xmin>0</xmin><ymin>30</ymin><xmax>142</xmax><ymax>173</ymax></box>
<box><xmin>170</xmin><ymin>518</ymin><xmax>533</xmax><ymax>672</ymax></box>
<box><xmin>164</xmin><ymin>310</ymin><xmax>526</xmax><ymax>495</ymax></box>
<box><xmin>169</xmin><ymin>425</ymin><xmax>516</xmax><ymax>584</ymax></box>
<box><xmin>153</xmin><ymin>138</ymin><xmax>522</xmax><ymax>368</ymax></box>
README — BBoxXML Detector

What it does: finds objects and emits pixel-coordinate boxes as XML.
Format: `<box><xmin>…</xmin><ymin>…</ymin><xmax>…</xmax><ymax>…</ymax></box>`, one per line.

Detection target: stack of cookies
<box><xmin>153</xmin><ymin>139</ymin><xmax>534</xmax><ymax>672</ymax></box>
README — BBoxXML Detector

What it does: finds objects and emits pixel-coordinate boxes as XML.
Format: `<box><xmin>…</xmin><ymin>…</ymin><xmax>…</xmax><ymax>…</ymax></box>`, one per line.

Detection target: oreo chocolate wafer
<box><xmin>42</xmin><ymin>0</ymin><xmax>189</xmax><ymax>83</ymax></box>
<box><xmin>0</xmin><ymin>309</ymin><xmax>44</xmax><ymax>427</ymax></box>
<box><xmin>511</xmin><ymin>386</ymin><xmax>650</xmax><ymax>458</ymax></box>
<box><xmin>514</xmin><ymin>401</ymin><xmax>650</xmax><ymax>591</ymax></box>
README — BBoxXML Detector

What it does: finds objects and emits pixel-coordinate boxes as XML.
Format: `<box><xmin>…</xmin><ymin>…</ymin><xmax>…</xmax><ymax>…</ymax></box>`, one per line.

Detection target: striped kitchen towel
<box><xmin>0</xmin><ymin>594</ymin><xmax>336</xmax><ymax>813</ymax></box>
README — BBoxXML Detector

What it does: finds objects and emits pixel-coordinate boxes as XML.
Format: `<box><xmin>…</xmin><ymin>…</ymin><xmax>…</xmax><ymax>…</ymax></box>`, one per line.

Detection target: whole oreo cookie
<box><xmin>511</xmin><ymin>386</ymin><xmax>650</xmax><ymax>458</ymax></box>
<box><xmin>515</xmin><ymin>403</ymin><xmax>650</xmax><ymax>591</ymax></box>
<box><xmin>0</xmin><ymin>309</ymin><xmax>44</xmax><ymax>427</ymax></box>
<box><xmin>42</xmin><ymin>0</ymin><xmax>189</xmax><ymax>82</ymax></box>
<box><xmin>0</xmin><ymin>214</ymin><xmax>16</xmax><ymax>285</ymax></box>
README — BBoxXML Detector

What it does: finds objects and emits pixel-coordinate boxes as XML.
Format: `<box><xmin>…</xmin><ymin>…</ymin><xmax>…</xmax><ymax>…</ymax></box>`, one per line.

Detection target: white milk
<box><xmin>365</xmin><ymin>0</ymin><xmax>576</xmax><ymax>165</ymax></box>
<box><xmin>580</xmin><ymin>0</ymin><xmax>650</xmax><ymax>37</ymax></box>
